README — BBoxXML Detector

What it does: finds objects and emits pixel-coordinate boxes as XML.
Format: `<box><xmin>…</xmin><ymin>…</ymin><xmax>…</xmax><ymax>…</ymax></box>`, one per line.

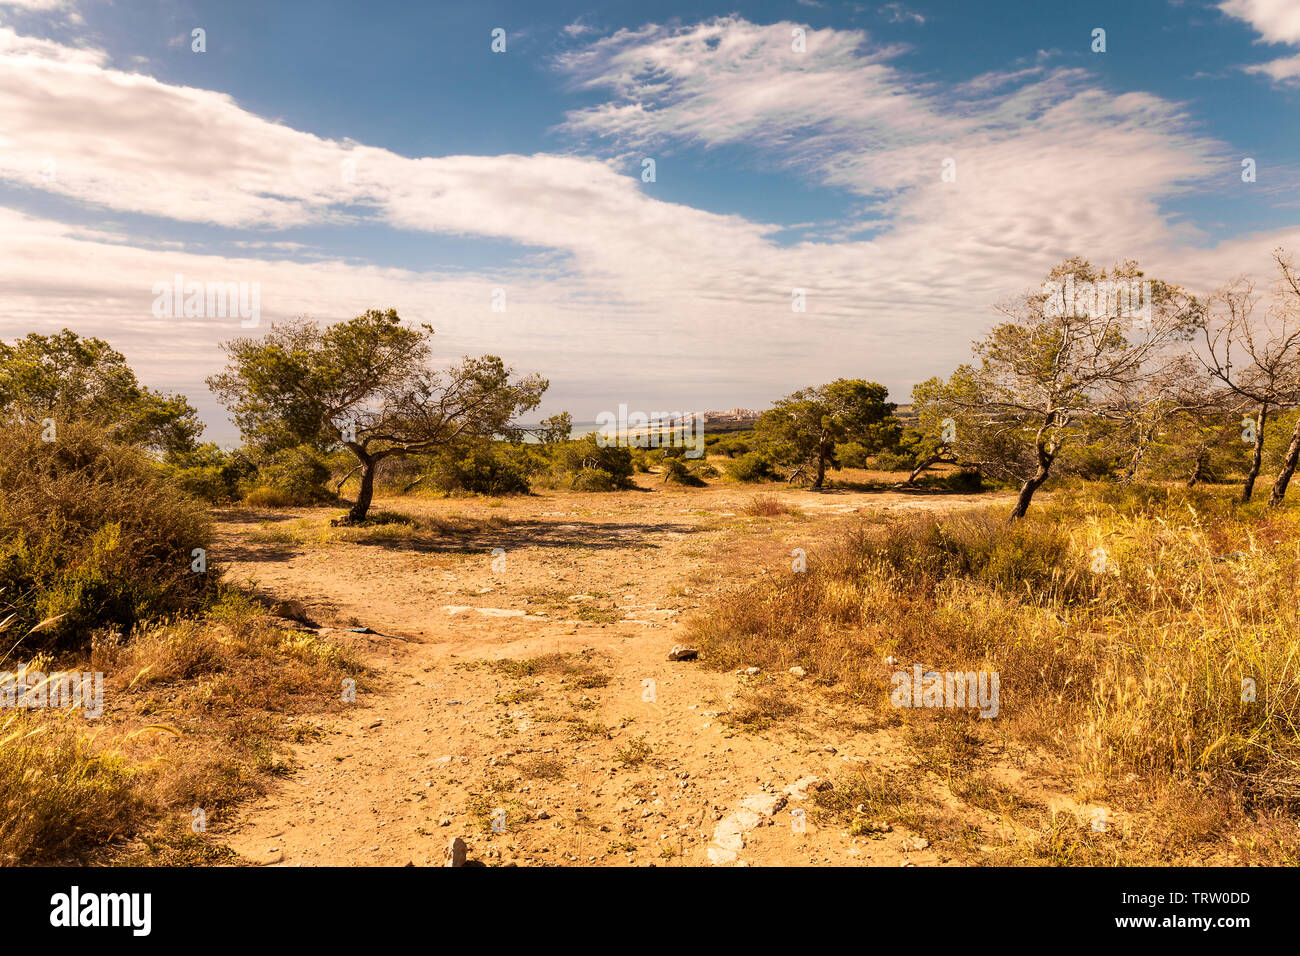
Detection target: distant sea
<box><xmin>518</xmin><ymin>421</ymin><xmax>601</xmax><ymax>443</ymax></box>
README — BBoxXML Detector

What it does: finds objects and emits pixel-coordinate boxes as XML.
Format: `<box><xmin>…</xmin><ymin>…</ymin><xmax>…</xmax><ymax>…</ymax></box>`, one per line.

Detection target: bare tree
<box><xmin>1263</xmin><ymin>250</ymin><xmax>1300</xmax><ymax>505</ymax></box>
<box><xmin>1198</xmin><ymin>269</ymin><xmax>1300</xmax><ymax>503</ymax></box>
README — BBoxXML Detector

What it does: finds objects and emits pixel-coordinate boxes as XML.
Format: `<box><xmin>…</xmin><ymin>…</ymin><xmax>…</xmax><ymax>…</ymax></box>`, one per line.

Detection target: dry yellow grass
<box><xmin>0</xmin><ymin>591</ymin><xmax>366</xmax><ymax>865</ymax></box>
<box><xmin>689</xmin><ymin>482</ymin><xmax>1300</xmax><ymax>863</ymax></box>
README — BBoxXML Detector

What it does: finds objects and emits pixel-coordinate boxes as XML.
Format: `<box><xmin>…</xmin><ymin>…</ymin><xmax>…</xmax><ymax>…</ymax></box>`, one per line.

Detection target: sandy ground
<box><xmin>211</xmin><ymin>479</ymin><xmax>1066</xmax><ymax>867</ymax></box>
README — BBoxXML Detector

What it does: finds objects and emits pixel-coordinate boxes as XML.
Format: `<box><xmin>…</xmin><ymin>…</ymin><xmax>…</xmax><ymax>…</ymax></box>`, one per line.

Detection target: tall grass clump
<box><xmin>0</xmin><ymin>713</ymin><xmax>141</xmax><ymax>864</ymax></box>
<box><xmin>0</xmin><ymin>422</ymin><xmax>217</xmax><ymax>649</ymax></box>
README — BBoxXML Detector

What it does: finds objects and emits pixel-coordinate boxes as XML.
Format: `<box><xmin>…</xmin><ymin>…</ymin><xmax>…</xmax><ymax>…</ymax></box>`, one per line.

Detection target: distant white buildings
<box><xmin>704</xmin><ymin>408</ymin><xmax>762</xmax><ymax>422</ymax></box>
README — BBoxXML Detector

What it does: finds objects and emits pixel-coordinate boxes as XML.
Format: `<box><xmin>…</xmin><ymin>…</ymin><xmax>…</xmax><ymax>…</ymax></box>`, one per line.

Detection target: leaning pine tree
<box><xmin>913</xmin><ymin>258</ymin><xmax>1198</xmax><ymax>520</ymax></box>
<box><xmin>208</xmin><ymin>309</ymin><xmax>547</xmax><ymax>523</ymax></box>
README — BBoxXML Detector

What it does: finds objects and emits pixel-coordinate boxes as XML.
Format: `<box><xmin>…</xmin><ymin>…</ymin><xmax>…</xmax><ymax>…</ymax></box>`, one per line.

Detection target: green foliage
<box><xmin>209</xmin><ymin>309</ymin><xmax>548</xmax><ymax>521</ymax></box>
<box><xmin>426</xmin><ymin>441</ymin><xmax>541</xmax><ymax>495</ymax></box>
<box><xmin>162</xmin><ymin>443</ymin><xmax>257</xmax><ymax>503</ymax></box>
<box><xmin>661</xmin><ymin>457</ymin><xmax>705</xmax><ymax>486</ymax></box>
<box><xmin>570</xmin><ymin>467</ymin><xmax>623</xmax><ymax>491</ymax></box>
<box><xmin>754</xmin><ymin>379</ymin><xmax>900</xmax><ymax>488</ymax></box>
<box><xmin>725</xmin><ymin>451</ymin><xmax>779</xmax><ymax>483</ymax></box>
<box><xmin>708</xmin><ymin>433</ymin><xmax>754</xmax><ymax>458</ymax></box>
<box><xmin>871</xmin><ymin>450</ymin><xmax>916</xmax><ymax>472</ymax></box>
<box><xmin>532</xmin><ymin>412</ymin><xmax>573</xmax><ymax>445</ymax></box>
<box><xmin>0</xmin><ymin>330</ymin><xmax>202</xmax><ymax>456</ymax></box>
<box><xmin>553</xmin><ymin>436</ymin><xmax>635</xmax><ymax>490</ymax></box>
<box><xmin>241</xmin><ymin>446</ymin><xmax>334</xmax><ymax>506</ymax></box>
<box><xmin>834</xmin><ymin>440</ymin><xmax>872</xmax><ymax>469</ymax></box>
<box><xmin>0</xmin><ymin>423</ymin><xmax>216</xmax><ymax>649</ymax></box>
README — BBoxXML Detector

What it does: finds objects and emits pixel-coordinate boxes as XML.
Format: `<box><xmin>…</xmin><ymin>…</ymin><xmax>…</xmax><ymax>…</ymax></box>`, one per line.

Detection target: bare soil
<box><xmin>212</xmin><ymin>479</ymin><xmax>1087</xmax><ymax>866</ymax></box>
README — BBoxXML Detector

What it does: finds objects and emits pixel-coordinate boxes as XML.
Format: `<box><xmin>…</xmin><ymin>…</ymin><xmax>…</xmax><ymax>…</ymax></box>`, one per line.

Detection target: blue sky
<box><xmin>1</xmin><ymin>0</ymin><xmax>1299</xmax><ymax>443</ymax></box>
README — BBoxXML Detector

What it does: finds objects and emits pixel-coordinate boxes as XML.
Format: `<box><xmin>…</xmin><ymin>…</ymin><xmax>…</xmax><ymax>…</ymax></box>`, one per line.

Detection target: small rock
<box><xmin>739</xmin><ymin>792</ymin><xmax>788</xmax><ymax>816</ymax></box>
<box><xmin>667</xmin><ymin>645</ymin><xmax>699</xmax><ymax>661</ymax></box>
<box><xmin>784</xmin><ymin>775</ymin><xmax>830</xmax><ymax>800</ymax></box>
<box><xmin>445</xmin><ymin>837</ymin><xmax>468</xmax><ymax>867</ymax></box>
<box><xmin>789</xmin><ymin>666</ymin><xmax>806</xmax><ymax>678</ymax></box>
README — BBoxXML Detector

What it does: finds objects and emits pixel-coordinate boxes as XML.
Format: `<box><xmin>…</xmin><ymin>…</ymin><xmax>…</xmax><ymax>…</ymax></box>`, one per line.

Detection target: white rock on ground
<box><xmin>708</xmin><ymin>808</ymin><xmax>765</xmax><ymax>864</ymax></box>
<box><xmin>784</xmin><ymin>775</ymin><xmax>830</xmax><ymax>801</ymax></box>
<box><xmin>739</xmin><ymin>792</ymin><xmax>788</xmax><ymax>816</ymax></box>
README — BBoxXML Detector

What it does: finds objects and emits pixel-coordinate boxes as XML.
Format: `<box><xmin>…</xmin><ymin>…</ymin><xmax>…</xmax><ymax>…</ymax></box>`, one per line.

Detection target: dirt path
<box><xmin>215</xmin><ymin>482</ymin><xmax>1022</xmax><ymax>867</ymax></box>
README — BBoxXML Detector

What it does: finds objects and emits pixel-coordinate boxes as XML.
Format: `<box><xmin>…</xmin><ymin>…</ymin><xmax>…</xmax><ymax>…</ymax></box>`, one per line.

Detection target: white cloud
<box><xmin>557</xmin><ymin>18</ymin><xmax>1222</xmax><ymax>272</ymax></box>
<box><xmin>1220</xmin><ymin>0</ymin><xmax>1300</xmax><ymax>85</ymax></box>
<box><xmin>1219</xmin><ymin>0</ymin><xmax>1300</xmax><ymax>45</ymax></box>
<box><xmin>1244</xmin><ymin>52</ymin><xmax>1300</xmax><ymax>83</ymax></box>
<box><xmin>0</xmin><ymin>19</ymin><xmax>1294</xmax><ymax>433</ymax></box>
<box><xmin>880</xmin><ymin>3</ymin><xmax>925</xmax><ymax>25</ymax></box>
<box><xmin>0</xmin><ymin>0</ymin><xmax>74</xmax><ymax>9</ymax></box>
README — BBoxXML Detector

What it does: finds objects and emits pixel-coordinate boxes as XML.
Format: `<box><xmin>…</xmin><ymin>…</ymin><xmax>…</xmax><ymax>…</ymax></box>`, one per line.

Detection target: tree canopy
<box><xmin>0</xmin><ymin>329</ymin><xmax>202</xmax><ymax>456</ymax></box>
<box><xmin>208</xmin><ymin>309</ymin><xmax>548</xmax><ymax>521</ymax></box>
<box><xmin>754</xmin><ymin>378</ymin><xmax>899</xmax><ymax>489</ymax></box>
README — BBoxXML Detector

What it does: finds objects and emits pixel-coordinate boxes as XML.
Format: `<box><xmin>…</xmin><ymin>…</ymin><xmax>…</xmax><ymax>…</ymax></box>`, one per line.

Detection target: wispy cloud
<box><xmin>0</xmin><ymin>17</ymin><xmax>1297</xmax><ymax>430</ymax></box>
<box><xmin>880</xmin><ymin>3</ymin><xmax>925</xmax><ymax>26</ymax></box>
<box><xmin>1219</xmin><ymin>0</ymin><xmax>1300</xmax><ymax>85</ymax></box>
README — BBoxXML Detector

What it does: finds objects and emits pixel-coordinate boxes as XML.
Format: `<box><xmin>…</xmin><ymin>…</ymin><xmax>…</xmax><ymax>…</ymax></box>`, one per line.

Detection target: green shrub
<box><xmin>427</xmin><ymin>443</ymin><xmax>539</xmax><ymax>495</ymax></box>
<box><xmin>725</xmin><ymin>451</ymin><xmax>778</xmax><ymax>483</ymax></box>
<box><xmin>163</xmin><ymin>443</ymin><xmax>256</xmax><ymax>503</ymax></box>
<box><xmin>241</xmin><ymin>446</ymin><xmax>333</xmax><ymax>506</ymax></box>
<box><xmin>0</xmin><ymin>423</ymin><xmax>217</xmax><ymax>648</ymax></box>
<box><xmin>661</xmin><ymin>457</ymin><xmax>705</xmax><ymax>486</ymax></box>
<box><xmin>710</xmin><ymin>435</ymin><xmax>753</xmax><ymax>458</ymax></box>
<box><xmin>835</xmin><ymin>441</ymin><xmax>872</xmax><ymax>469</ymax></box>
<box><xmin>914</xmin><ymin>468</ymin><xmax>985</xmax><ymax>492</ymax></box>
<box><xmin>554</xmin><ymin>436</ymin><xmax>635</xmax><ymax>490</ymax></box>
<box><xmin>870</xmin><ymin>451</ymin><xmax>916</xmax><ymax>472</ymax></box>
<box><xmin>571</xmin><ymin>467</ymin><xmax>622</xmax><ymax>491</ymax></box>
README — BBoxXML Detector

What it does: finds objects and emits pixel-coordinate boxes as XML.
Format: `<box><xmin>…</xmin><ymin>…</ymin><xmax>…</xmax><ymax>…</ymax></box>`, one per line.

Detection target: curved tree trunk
<box><xmin>1186</xmin><ymin>449</ymin><xmax>1207</xmax><ymax>488</ymax></box>
<box><xmin>906</xmin><ymin>451</ymin><xmax>954</xmax><ymax>485</ymax></box>
<box><xmin>1010</xmin><ymin>439</ymin><xmax>1054</xmax><ymax>521</ymax></box>
<box><xmin>1242</xmin><ymin>406</ymin><xmax>1267</xmax><ymax>503</ymax></box>
<box><xmin>1269</xmin><ymin>416</ymin><xmax>1300</xmax><ymax>506</ymax></box>
<box><xmin>347</xmin><ymin>453</ymin><xmax>377</xmax><ymax>523</ymax></box>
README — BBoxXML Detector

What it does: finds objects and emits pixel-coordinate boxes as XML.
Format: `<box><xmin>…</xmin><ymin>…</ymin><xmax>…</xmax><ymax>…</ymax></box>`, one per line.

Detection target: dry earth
<box><xmin>211</xmin><ymin>479</ymin><xmax>1087</xmax><ymax>867</ymax></box>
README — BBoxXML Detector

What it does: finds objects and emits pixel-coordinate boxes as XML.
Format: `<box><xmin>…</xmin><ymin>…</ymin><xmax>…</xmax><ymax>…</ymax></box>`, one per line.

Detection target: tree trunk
<box><xmin>1122</xmin><ymin>425</ymin><xmax>1155</xmax><ymax>486</ymax></box>
<box><xmin>1010</xmin><ymin>441</ymin><xmax>1054</xmax><ymax>521</ymax></box>
<box><xmin>348</xmin><ymin>453</ymin><xmax>376</xmax><ymax>523</ymax></box>
<box><xmin>1242</xmin><ymin>406</ymin><xmax>1267</xmax><ymax>503</ymax></box>
<box><xmin>1186</xmin><ymin>449</ymin><xmax>1206</xmax><ymax>488</ymax></box>
<box><xmin>906</xmin><ymin>452</ymin><xmax>952</xmax><ymax>485</ymax></box>
<box><xmin>1269</xmin><ymin>415</ymin><xmax>1300</xmax><ymax>506</ymax></box>
<box><xmin>811</xmin><ymin>448</ymin><xmax>827</xmax><ymax>490</ymax></box>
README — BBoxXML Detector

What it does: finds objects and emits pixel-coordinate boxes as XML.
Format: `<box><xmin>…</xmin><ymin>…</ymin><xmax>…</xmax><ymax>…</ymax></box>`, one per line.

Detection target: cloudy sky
<box><xmin>1</xmin><ymin>0</ymin><xmax>1298</xmax><ymax>443</ymax></box>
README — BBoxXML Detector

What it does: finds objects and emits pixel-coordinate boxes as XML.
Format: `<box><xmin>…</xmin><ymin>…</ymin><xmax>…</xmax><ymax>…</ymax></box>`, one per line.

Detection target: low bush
<box><xmin>725</xmin><ymin>451</ymin><xmax>779</xmax><ymax>483</ymax></box>
<box><xmin>0</xmin><ymin>423</ymin><xmax>217</xmax><ymax>649</ymax></box>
